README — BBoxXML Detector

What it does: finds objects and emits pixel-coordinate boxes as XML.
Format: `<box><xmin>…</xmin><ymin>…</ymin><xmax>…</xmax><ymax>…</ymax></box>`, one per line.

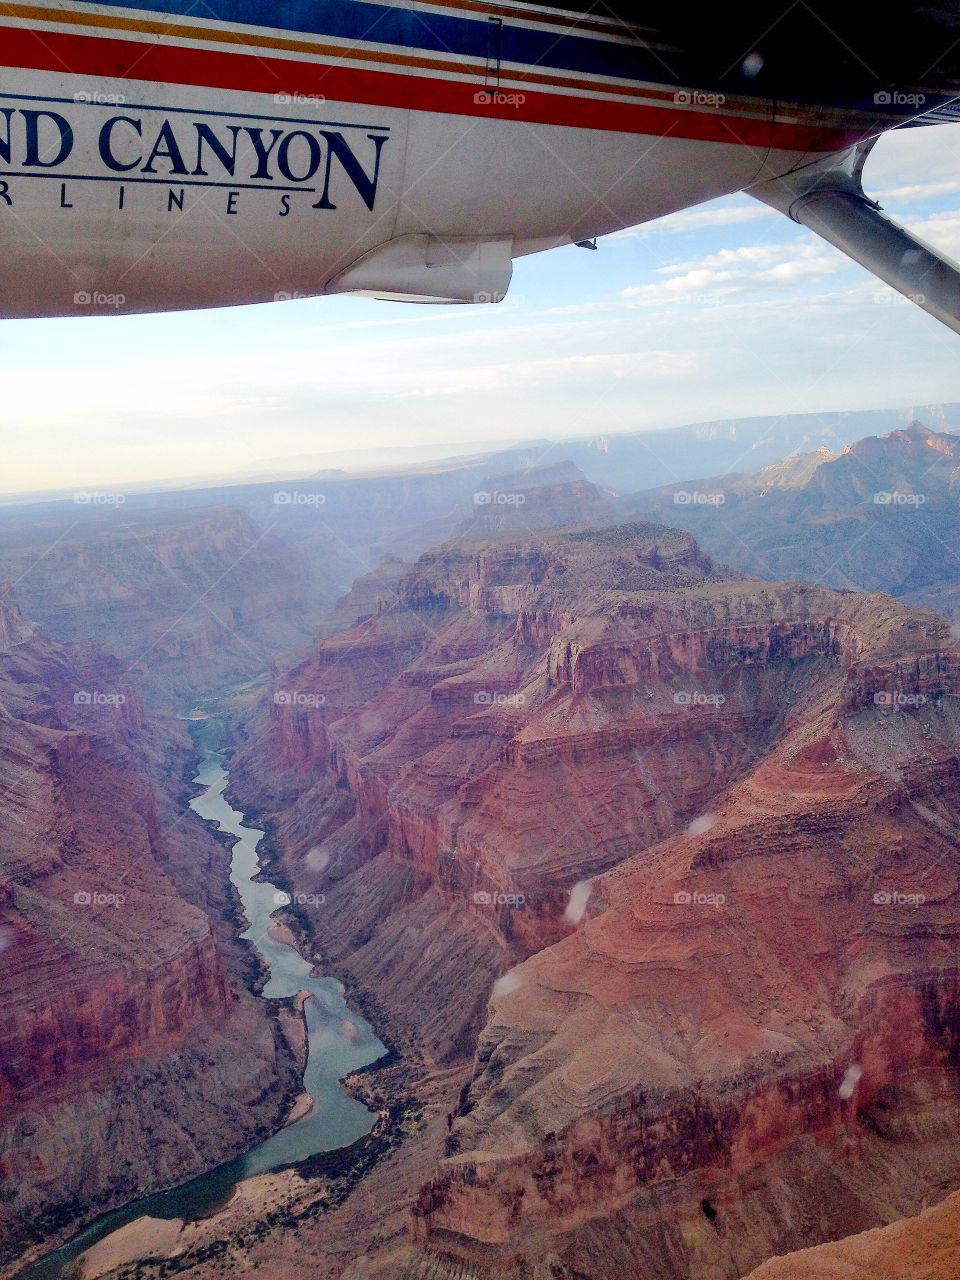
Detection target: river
<box><xmin>15</xmin><ymin>714</ymin><xmax>386</xmax><ymax>1280</ymax></box>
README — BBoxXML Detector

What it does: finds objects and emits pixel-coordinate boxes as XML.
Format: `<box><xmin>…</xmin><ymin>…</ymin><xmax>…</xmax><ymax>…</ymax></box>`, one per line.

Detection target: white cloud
<box><xmin>6</xmin><ymin>123</ymin><xmax>960</xmax><ymax>494</ymax></box>
<box><xmin>865</xmin><ymin>123</ymin><xmax>960</xmax><ymax>191</ymax></box>
<box><xmin>656</xmin><ymin>241</ymin><xmax>830</xmax><ymax>276</ymax></box>
<box><xmin>911</xmin><ymin>209</ymin><xmax>960</xmax><ymax>258</ymax></box>
<box><xmin>878</xmin><ymin>178</ymin><xmax>960</xmax><ymax>202</ymax></box>
<box><xmin>622</xmin><ymin>240</ymin><xmax>839</xmax><ymax>305</ymax></box>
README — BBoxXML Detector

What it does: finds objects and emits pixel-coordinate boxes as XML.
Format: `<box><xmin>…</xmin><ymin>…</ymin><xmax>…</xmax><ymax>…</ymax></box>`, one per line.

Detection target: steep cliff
<box><xmin>412</xmin><ymin>707</ymin><xmax>960</xmax><ymax>1277</ymax></box>
<box><xmin>742</xmin><ymin>1187</ymin><xmax>960</xmax><ymax>1278</ymax></box>
<box><xmin>0</xmin><ymin>505</ymin><xmax>316</xmax><ymax>698</ymax></box>
<box><xmin>0</xmin><ymin>589</ymin><xmax>295</xmax><ymax>1273</ymax></box>
<box><xmin>232</xmin><ymin>525</ymin><xmax>736</xmax><ymax>1052</ymax></box>
<box><xmin>218</xmin><ymin>522</ymin><xmax>960</xmax><ymax>1280</ymax></box>
<box><xmin>628</xmin><ymin>422</ymin><xmax>960</xmax><ymax>617</ymax></box>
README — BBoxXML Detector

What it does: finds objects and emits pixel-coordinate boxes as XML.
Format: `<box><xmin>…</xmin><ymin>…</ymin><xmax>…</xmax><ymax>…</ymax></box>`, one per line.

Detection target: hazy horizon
<box><xmin>5</xmin><ymin>124</ymin><xmax>960</xmax><ymax>496</ymax></box>
<box><xmin>1</xmin><ymin>395</ymin><xmax>955</xmax><ymax>504</ymax></box>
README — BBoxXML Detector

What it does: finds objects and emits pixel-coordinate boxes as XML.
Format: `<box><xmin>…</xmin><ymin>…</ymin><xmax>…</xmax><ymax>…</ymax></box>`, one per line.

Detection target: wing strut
<box><xmin>749</xmin><ymin>138</ymin><xmax>960</xmax><ymax>335</ymax></box>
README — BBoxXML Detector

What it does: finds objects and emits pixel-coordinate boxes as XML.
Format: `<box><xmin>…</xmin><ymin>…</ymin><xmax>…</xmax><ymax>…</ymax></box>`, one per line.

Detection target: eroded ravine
<box><xmin>14</xmin><ymin>713</ymin><xmax>386</xmax><ymax>1280</ymax></box>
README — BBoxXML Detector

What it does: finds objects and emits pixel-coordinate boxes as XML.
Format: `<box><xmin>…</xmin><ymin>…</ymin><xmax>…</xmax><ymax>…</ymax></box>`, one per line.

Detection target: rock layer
<box><xmin>0</xmin><ymin>588</ymin><xmax>294</xmax><ymax>1273</ymax></box>
<box><xmin>741</xmin><ymin>1187</ymin><xmax>960</xmax><ymax>1279</ymax></box>
<box><xmin>0</xmin><ymin>505</ymin><xmax>315</xmax><ymax>698</ymax></box>
<box><xmin>222</xmin><ymin>522</ymin><xmax>960</xmax><ymax>1279</ymax></box>
<box><xmin>628</xmin><ymin>421</ymin><xmax>960</xmax><ymax>620</ymax></box>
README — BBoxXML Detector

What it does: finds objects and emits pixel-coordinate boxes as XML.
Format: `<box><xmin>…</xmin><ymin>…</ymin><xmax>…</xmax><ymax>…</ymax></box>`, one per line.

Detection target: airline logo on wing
<box><xmin>0</xmin><ymin>96</ymin><xmax>389</xmax><ymax>215</ymax></box>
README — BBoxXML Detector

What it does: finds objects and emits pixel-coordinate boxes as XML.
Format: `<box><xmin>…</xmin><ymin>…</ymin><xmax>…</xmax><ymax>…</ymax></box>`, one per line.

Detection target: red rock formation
<box><xmin>223</xmin><ymin>522</ymin><xmax>960</xmax><ymax>1280</ymax></box>
<box><xmin>741</xmin><ymin>1187</ymin><xmax>960</xmax><ymax>1278</ymax></box>
<box><xmin>628</xmin><ymin>420</ymin><xmax>960</xmax><ymax>612</ymax></box>
<box><xmin>0</xmin><ymin>588</ymin><xmax>294</xmax><ymax>1272</ymax></box>
<box><xmin>0</xmin><ymin>506</ymin><xmax>316</xmax><ymax>697</ymax></box>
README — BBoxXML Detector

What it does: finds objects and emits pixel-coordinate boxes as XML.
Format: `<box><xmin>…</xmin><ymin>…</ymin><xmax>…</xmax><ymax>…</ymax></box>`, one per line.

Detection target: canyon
<box><xmin>6</xmin><ymin>407</ymin><xmax>960</xmax><ymax>1279</ymax></box>
<box><xmin>629</xmin><ymin>419</ymin><xmax>960</xmax><ymax>624</ymax></box>
<box><xmin>0</xmin><ymin>464</ymin><xmax>622</xmax><ymax>1271</ymax></box>
<box><xmin>124</xmin><ymin>518</ymin><xmax>959</xmax><ymax>1280</ymax></box>
<box><xmin>0</xmin><ymin>584</ymin><xmax>302</xmax><ymax>1274</ymax></box>
<box><xmin>742</xmin><ymin>1187</ymin><xmax>960</xmax><ymax>1278</ymax></box>
<box><xmin>0</xmin><ymin>461</ymin><xmax>613</xmax><ymax>702</ymax></box>
<box><xmin>128</xmin><ymin>401</ymin><xmax>957</xmax><ymax>495</ymax></box>
<box><xmin>0</xmin><ymin>505</ymin><xmax>318</xmax><ymax>699</ymax></box>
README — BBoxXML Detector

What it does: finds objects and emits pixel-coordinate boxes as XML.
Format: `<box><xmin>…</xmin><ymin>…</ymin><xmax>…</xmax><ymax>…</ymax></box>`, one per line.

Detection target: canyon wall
<box><xmin>0</xmin><ymin>588</ymin><xmax>295</xmax><ymax>1273</ymax></box>
<box><xmin>0</xmin><ymin>505</ymin><xmax>317</xmax><ymax>699</ymax></box>
<box><xmin>628</xmin><ymin>421</ymin><xmax>960</xmax><ymax>618</ymax></box>
<box><xmin>218</xmin><ymin>521</ymin><xmax>960</xmax><ymax>1279</ymax></box>
<box><xmin>741</xmin><ymin>1185</ymin><xmax>960</xmax><ymax>1278</ymax></box>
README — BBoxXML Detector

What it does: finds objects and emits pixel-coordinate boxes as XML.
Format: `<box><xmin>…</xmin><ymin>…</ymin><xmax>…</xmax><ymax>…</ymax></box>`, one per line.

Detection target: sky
<box><xmin>4</xmin><ymin>122</ymin><xmax>960</xmax><ymax>496</ymax></box>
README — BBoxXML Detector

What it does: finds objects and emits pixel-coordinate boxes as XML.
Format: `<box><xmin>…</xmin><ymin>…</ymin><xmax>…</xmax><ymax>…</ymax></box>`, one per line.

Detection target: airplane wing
<box><xmin>518</xmin><ymin>1</ymin><xmax>960</xmax><ymax>332</ymax></box>
<box><xmin>906</xmin><ymin>101</ymin><xmax>960</xmax><ymax>126</ymax></box>
<box><xmin>522</xmin><ymin>1</ymin><xmax>960</xmax><ymax>109</ymax></box>
<box><xmin>2</xmin><ymin>0</ymin><xmax>960</xmax><ymax>325</ymax></box>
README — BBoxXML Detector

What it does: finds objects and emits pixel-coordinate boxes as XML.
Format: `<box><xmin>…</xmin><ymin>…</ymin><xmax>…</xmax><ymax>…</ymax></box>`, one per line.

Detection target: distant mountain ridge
<box><xmin>628</xmin><ymin>420</ymin><xmax>960</xmax><ymax>621</ymax></box>
<box><xmin>4</xmin><ymin>403</ymin><xmax>958</xmax><ymax>505</ymax></box>
<box><xmin>455</xmin><ymin>461</ymin><xmax>619</xmax><ymax>536</ymax></box>
<box><xmin>539</xmin><ymin>403</ymin><xmax>960</xmax><ymax>493</ymax></box>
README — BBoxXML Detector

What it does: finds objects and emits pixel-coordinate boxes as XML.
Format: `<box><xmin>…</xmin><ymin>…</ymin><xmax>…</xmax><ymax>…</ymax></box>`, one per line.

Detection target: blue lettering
<box><xmin>99</xmin><ymin>116</ymin><xmax>143</xmax><ymax>172</ymax></box>
<box><xmin>245</xmin><ymin>127</ymin><xmax>283</xmax><ymax>180</ymax></box>
<box><xmin>143</xmin><ymin>121</ymin><xmax>189</xmax><ymax>176</ymax></box>
<box><xmin>313</xmin><ymin>131</ymin><xmax>386</xmax><ymax>211</ymax></box>
<box><xmin>0</xmin><ymin>109</ymin><xmax>13</xmax><ymax>165</ymax></box>
<box><xmin>193</xmin><ymin>123</ymin><xmax>241</xmax><ymax>176</ymax></box>
<box><xmin>277</xmin><ymin>131</ymin><xmax>323</xmax><ymax>183</ymax></box>
<box><xmin>22</xmin><ymin>110</ymin><xmax>73</xmax><ymax>168</ymax></box>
